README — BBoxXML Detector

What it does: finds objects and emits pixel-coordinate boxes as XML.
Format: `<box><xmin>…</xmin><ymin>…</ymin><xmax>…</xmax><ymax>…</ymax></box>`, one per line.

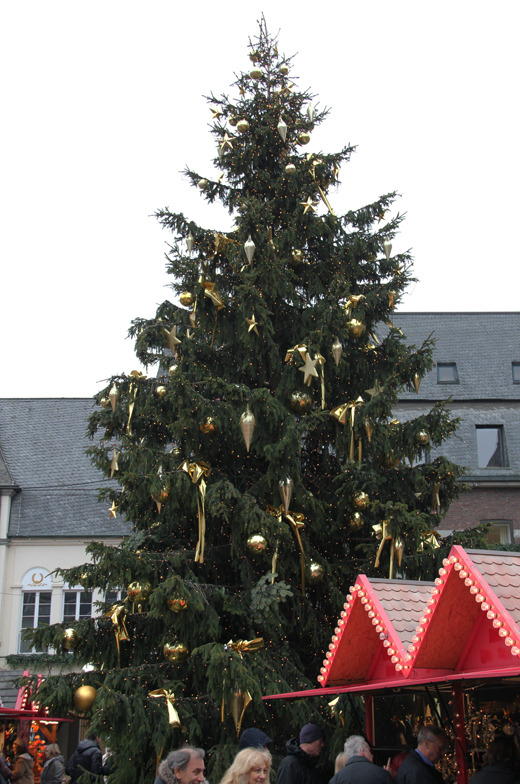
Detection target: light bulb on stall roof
<box><xmin>459</xmin><ymin>570</ymin><xmax>468</xmax><ymax>578</ymax></box>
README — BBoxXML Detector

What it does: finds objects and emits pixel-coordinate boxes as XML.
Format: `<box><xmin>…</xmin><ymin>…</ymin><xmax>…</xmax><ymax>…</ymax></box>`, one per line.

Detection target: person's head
<box><xmin>299</xmin><ymin>724</ymin><xmax>324</xmax><ymax>757</ymax></box>
<box><xmin>416</xmin><ymin>725</ymin><xmax>448</xmax><ymax>765</ymax></box>
<box><xmin>334</xmin><ymin>752</ymin><xmax>347</xmax><ymax>774</ymax></box>
<box><xmin>343</xmin><ymin>736</ymin><xmax>372</xmax><ymax>763</ymax></box>
<box><xmin>13</xmin><ymin>739</ymin><xmax>29</xmax><ymax>756</ymax></box>
<box><xmin>238</xmin><ymin>729</ymin><xmax>272</xmax><ymax>752</ymax></box>
<box><xmin>220</xmin><ymin>748</ymin><xmax>272</xmax><ymax>784</ymax></box>
<box><xmin>45</xmin><ymin>745</ymin><xmax>61</xmax><ymax>759</ymax></box>
<box><xmin>484</xmin><ymin>736</ymin><xmax>520</xmax><ymax>770</ymax></box>
<box><xmin>86</xmin><ymin>732</ymin><xmax>99</xmax><ymax>743</ymax></box>
<box><xmin>164</xmin><ymin>747</ymin><xmax>205</xmax><ymax>784</ymax></box>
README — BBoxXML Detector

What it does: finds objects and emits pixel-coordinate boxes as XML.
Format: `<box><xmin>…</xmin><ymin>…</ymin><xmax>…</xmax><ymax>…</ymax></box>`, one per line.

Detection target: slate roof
<box><xmin>0</xmin><ymin>669</ymin><xmax>25</xmax><ymax>709</ymax></box>
<box><xmin>467</xmin><ymin>548</ymin><xmax>520</xmax><ymax>622</ymax></box>
<box><xmin>0</xmin><ymin>399</ymin><xmax>131</xmax><ymax>538</ymax></box>
<box><xmin>390</xmin><ymin>312</ymin><xmax>520</xmax><ymax>401</ymax></box>
<box><xmin>370</xmin><ymin>579</ymin><xmax>434</xmax><ymax>649</ymax></box>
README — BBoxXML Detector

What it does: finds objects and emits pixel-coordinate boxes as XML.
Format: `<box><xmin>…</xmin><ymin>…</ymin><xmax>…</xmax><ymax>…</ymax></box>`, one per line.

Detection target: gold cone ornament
<box><xmin>277</xmin><ymin>117</ymin><xmax>288</xmax><ymax>142</ymax></box>
<box><xmin>244</xmin><ymin>235</ymin><xmax>255</xmax><ymax>264</ymax></box>
<box><xmin>246</xmin><ymin>534</ymin><xmax>268</xmax><ymax>554</ymax></box>
<box><xmin>237</xmin><ymin>119</ymin><xmax>249</xmax><ymax>133</ymax></box>
<box><xmin>163</xmin><ymin>642</ymin><xmax>189</xmax><ymax>663</ymax></box>
<box><xmin>279</xmin><ymin>476</ymin><xmax>294</xmax><ymax>514</ymax></box>
<box><xmin>239</xmin><ymin>405</ymin><xmax>256</xmax><ymax>452</ymax></box>
<box><xmin>109</xmin><ymin>383</ymin><xmax>120</xmax><ymax>412</ymax></box>
<box><xmin>62</xmin><ymin>628</ymin><xmax>78</xmax><ymax>650</ymax></box>
<box><xmin>308</xmin><ymin>561</ymin><xmax>325</xmax><ymax>583</ymax></box>
<box><xmin>290</xmin><ymin>390</ymin><xmax>312</xmax><ymax>413</ymax></box>
<box><xmin>413</xmin><ymin>373</ymin><xmax>421</xmax><ymax>394</ymax></box>
<box><xmin>306</xmin><ymin>104</ymin><xmax>315</xmax><ymax>123</ymax></box>
<box><xmin>73</xmin><ymin>686</ymin><xmax>97</xmax><ymax>713</ymax></box>
<box><xmin>186</xmin><ymin>232</ymin><xmax>194</xmax><ymax>254</ymax></box>
<box><xmin>332</xmin><ymin>339</ymin><xmax>343</xmax><ymax>367</ymax></box>
<box><xmin>152</xmin><ymin>486</ymin><xmax>171</xmax><ymax>513</ymax></box>
<box><xmin>383</xmin><ymin>239</ymin><xmax>392</xmax><ymax>260</ymax></box>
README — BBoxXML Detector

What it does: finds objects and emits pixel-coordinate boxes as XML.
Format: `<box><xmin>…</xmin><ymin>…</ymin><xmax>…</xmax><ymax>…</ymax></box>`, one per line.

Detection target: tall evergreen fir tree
<box><xmin>28</xmin><ymin>18</ymin><xmax>474</xmax><ymax>784</ymax></box>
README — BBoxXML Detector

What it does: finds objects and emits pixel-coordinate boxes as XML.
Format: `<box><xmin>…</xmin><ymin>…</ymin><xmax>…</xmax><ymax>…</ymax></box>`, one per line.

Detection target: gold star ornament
<box><xmin>365</xmin><ymin>380</ymin><xmax>384</xmax><ymax>399</ymax></box>
<box><xmin>109</xmin><ymin>501</ymin><xmax>118</xmax><ymax>519</ymax></box>
<box><xmin>245</xmin><ymin>315</ymin><xmax>259</xmax><ymax>335</ymax></box>
<box><xmin>299</xmin><ymin>353</ymin><xmax>319</xmax><ymax>385</ymax></box>
<box><xmin>301</xmin><ymin>196</ymin><xmax>319</xmax><ymax>215</ymax></box>
<box><xmin>220</xmin><ymin>133</ymin><xmax>234</xmax><ymax>152</ymax></box>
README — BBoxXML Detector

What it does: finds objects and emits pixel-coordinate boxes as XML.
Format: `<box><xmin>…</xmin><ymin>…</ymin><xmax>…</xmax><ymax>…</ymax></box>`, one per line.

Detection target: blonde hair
<box><xmin>46</xmin><ymin>745</ymin><xmax>61</xmax><ymax>758</ymax></box>
<box><xmin>219</xmin><ymin>749</ymin><xmax>271</xmax><ymax>784</ymax></box>
<box><xmin>334</xmin><ymin>752</ymin><xmax>347</xmax><ymax>774</ymax></box>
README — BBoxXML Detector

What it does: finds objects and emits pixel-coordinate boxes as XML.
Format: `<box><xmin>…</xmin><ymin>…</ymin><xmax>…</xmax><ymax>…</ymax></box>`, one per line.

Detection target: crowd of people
<box><xmin>1</xmin><ymin>722</ymin><xmax>520</xmax><ymax>784</ymax></box>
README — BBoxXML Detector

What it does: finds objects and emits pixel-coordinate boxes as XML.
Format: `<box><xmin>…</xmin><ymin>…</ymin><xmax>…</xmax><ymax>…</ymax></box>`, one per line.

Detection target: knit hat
<box><xmin>239</xmin><ymin>728</ymin><xmax>273</xmax><ymax>750</ymax></box>
<box><xmin>299</xmin><ymin>724</ymin><xmax>324</xmax><ymax>744</ymax></box>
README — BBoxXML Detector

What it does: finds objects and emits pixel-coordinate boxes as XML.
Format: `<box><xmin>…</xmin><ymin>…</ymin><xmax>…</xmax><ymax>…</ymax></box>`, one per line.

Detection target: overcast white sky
<box><xmin>1</xmin><ymin>1</ymin><xmax>518</xmax><ymax>398</ymax></box>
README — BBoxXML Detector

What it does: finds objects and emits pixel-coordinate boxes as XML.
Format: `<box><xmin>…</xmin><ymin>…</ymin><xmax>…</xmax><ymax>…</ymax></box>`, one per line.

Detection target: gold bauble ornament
<box><xmin>62</xmin><ymin>628</ymin><xmax>78</xmax><ymax>650</ymax></box>
<box><xmin>383</xmin><ymin>453</ymin><xmax>400</xmax><ymax>469</ymax></box>
<box><xmin>289</xmin><ymin>391</ymin><xmax>312</xmax><ymax>413</ymax></box>
<box><xmin>249</xmin><ymin>67</ymin><xmax>262</xmax><ymax>80</ymax></box>
<box><xmin>298</xmin><ymin>131</ymin><xmax>311</xmax><ymax>145</ymax></box>
<box><xmin>239</xmin><ymin>405</ymin><xmax>256</xmax><ymax>453</ymax></box>
<box><xmin>415</xmin><ymin>430</ymin><xmax>431</xmax><ymax>446</ymax></box>
<box><xmin>167</xmin><ymin>595</ymin><xmax>189</xmax><ymax>613</ymax></box>
<box><xmin>198</xmin><ymin>179</ymin><xmax>209</xmax><ymax>190</ymax></box>
<box><xmin>163</xmin><ymin>642</ymin><xmax>189</xmax><ymax>663</ymax></box>
<box><xmin>285</xmin><ymin>163</ymin><xmax>296</xmax><ymax>175</ymax></box>
<box><xmin>156</xmin><ymin>385</ymin><xmax>167</xmax><ymax>399</ymax></box>
<box><xmin>73</xmin><ymin>686</ymin><xmax>97</xmax><ymax>713</ymax></box>
<box><xmin>200</xmin><ymin>417</ymin><xmax>218</xmax><ymax>434</ymax></box>
<box><xmin>292</xmin><ymin>249</ymin><xmax>303</xmax><ymax>264</ymax></box>
<box><xmin>353</xmin><ymin>491</ymin><xmax>370</xmax><ymax>510</ymax></box>
<box><xmin>279</xmin><ymin>63</ymin><xmax>289</xmax><ymax>75</ymax></box>
<box><xmin>350</xmin><ymin>512</ymin><xmax>364</xmax><ymax>531</ymax></box>
<box><xmin>246</xmin><ymin>534</ymin><xmax>268</xmax><ymax>554</ymax></box>
<box><xmin>347</xmin><ymin>319</ymin><xmax>366</xmax><ymax>338</ymax></box>
<box><xmin>127</xmin><ymin>581</ymin><xmax>152</xmax><ymax>603</ymax></box>
<box><xmin>229</xmin><ymin>116</ymin><xmax>238</xmax><ymax>127</ymax></box>
<box><xmin>237</xmin><ymin>119</ymin><xmax>250</xmax><ymax>134</ymax></box>
<box><xmin>308</xmin><ymin>562</ymin><xmax>325</xmax><ymax>583</ymax></box>
<box><xmin>249</xmin><ymin>49</ymin><xmax>260</xmax><ymax>62</ymax></box>
<box><xmin>179</xmin><ymin>291</ymin><xmax>195</xmax><ymax>307</ymax></box>
<box><xmin>152</xmin><ymin>486</ymin><xmax>171</xmax><ymax>511</ymax></box>
<box><xmin>100</xmin><ymin>397</ymin><xmax>110</xmax><ymax>409</ymax></box>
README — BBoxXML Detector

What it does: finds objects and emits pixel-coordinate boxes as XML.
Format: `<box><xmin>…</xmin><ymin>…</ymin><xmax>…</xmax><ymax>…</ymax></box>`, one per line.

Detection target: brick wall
<box><xmin>442</xmin><ymin>486</ymin><xmax>520</xmax><ymax>541</ymax></box>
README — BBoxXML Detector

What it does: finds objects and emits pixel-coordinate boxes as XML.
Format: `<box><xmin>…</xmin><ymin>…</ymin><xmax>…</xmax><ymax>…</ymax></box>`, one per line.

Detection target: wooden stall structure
<box><xmin>264</xmin><ymin>547</ymin><xmax>520</xmax><ymax>783</ymax></box>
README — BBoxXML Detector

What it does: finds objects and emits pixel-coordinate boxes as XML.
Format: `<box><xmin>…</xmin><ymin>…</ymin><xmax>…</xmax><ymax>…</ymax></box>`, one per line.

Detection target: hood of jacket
<box><xmin>157</xmin><ymin>760</ymin><xmax>177</xmax><ymax>784</ymax></box>
<box><xmin>284</xmin><ymin>738</ymin><xmax>320</xmax><ymax>768</ymax></box>
<box><xmin>76</xmin><ymin>740</ymin><xmax>99</xmax><ymax>754</ymax></box>
<box><xmin>44</xmin><ymin>756</ymin><xmax>64</xmax><ymax>767</ymax></box>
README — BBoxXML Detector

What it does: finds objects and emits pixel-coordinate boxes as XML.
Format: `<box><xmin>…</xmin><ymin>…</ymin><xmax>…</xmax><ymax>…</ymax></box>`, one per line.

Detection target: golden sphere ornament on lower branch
<box><xmin>352</xmin><ymin>491</ymin><xmax>370</xmax><ymax>510</ymax></box>
<box><xmin>246</xmin><ymin>534</ymin><xmax>268</xmax><ymax>554</ymax></box>
<box><xmin>415</xmin><ymin>430</ymin><xmax>431</xmax><ymax>446</ymax></box>
<box><xmin>62</xmin><ymin>628</ymin><xmax>78</xmax><ymax>650</ymax></box>
<box><xmin>200</xmin><ymin>417</ymin><xmax>218</xmax><ymax>435</ymax></box>
<box><xmin>237</xmin><ymin>119</ymin><xmax>250</xmax><ymax>133</ymax></box>
<box><xmin>350</xmin><ymin>512</ymin><xmax>364</xmax><ymax>531</ymax></box>
<box><xmin>73</xmin><ymin>685</ymin><xmax>97</xmax><ymax>713</ymax></box>
<box><xmin>163</xmin><ymin>641</ymin><xmax>189</xmax><ymax>663</ymax></box>
<box><xmin>179</xmin><ymin>291</ymin><xmax>195</xmax><ymax>307</ymax></box>
<box><xmin>166</xmin><ymin>595</ymin><xmax>189</xmax><ymax>613</ymax></box>
<box><xmin>291</xmin><ymin>249</ymin><xmax>303</xmax><ymax>264</ymax></box>
<box><xmin>285</xmin><ymin>163</ymin><xmax>296</xmax><ymax>176</ymax></box>
<box><xmin>298</xmin><ymin>131</ymin><xmax>311</xmax><ymax>145</ymax></box>
<box><xmin>155</xmin><ymin>385</ymin><xmax>167</xmax><ymax>399</ymax></box>
<box><xmin>289</xmin><ymin>391</ymin><xmax>312</xmax><ymax>413</ymax></box>
<box><xmin>346</xmin><ymin>318</ymin><xmax>366</xmax><ymax>339</ymax></box>
<box><xmin>308</xmin><ymin>562</ymin><xmax>325</xmax><ymax>583</ymax></box>
<box><xmin>127</xmin><ymin>581</ymin><xmax>152</xmax><ymax>604</ymax></box>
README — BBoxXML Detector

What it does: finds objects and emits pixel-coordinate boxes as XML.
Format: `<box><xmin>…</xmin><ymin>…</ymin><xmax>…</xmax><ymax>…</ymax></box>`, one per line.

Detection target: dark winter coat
<box><xmin>276</xmin><ymin>738</ymin><xmax>321</xmax><ymax>784</ymax></box>
<box><xmin>0</xmin><ymin>755</ymin><xmax>11</xmax><ymax>782</ymax></box>
<box><xmin>10</xmin><ymin>754</ymin><xmax>34</xmax><ymax>784</ymax></box>
<box><xmin>66</xmin><ymin>741</ymin><xmax>110</xmax><ymax>784</ymax></box>
<box><xmin>40</xmin><ymin>757</ymin><xmax>64</xmax><ymax>784</ymax></box>
<box><xmin>329</xmin><ymin>756</ymin><xmax>394</xmax><ymax>784</ymax></box>
<box><xmin>395</xmin><ymin>750</ymin><xmax>444</xmax><ymax>784</ymax></box>
<box><xmin>469</xmin><ymin>762</ymin><xmax>520</xmax><ymax>784</ymax></box>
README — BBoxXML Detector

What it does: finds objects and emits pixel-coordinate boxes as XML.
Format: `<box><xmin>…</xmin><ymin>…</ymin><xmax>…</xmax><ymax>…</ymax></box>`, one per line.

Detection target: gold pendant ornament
<box><xmin>279</xmin><ymin>476</ymin><xmax>294</xmax><ymax>514</ymax></box>
<box><xmin>277</xmin><ymin>116</ymin><xmax>288</xmax><ymax>142</ymax></box>
<box><xmin>229</xmin><ymin>690</ymin><xmax>252</xmax><ymax>736</ymax></box>
<box><xmin>244</xmin><ymin>235</ymin><xmax>255</xmax><ymax>264</ymax></box>
<box><xmin>239</xmin><ymin>405</ymin><xmax>256</xmax><ymax>452</ymax></box>
<box><xmin>109</xmin><ymin>383</ymin><xmax>120</xmax><ymax>412</ymax></box>
<box><xmin>332</xmin><ymin>338</ymin><xmax>343</xmax><ymax>367</ymax></box>
<box><xmin>186</xmin><ymin>232</ymin><xmax>195</xmax><ymax>254</ymax></box>
<box><xmin>383</xmin><ymin>239</ymin><xmax>392</xmax><ymax>259</ymax></box>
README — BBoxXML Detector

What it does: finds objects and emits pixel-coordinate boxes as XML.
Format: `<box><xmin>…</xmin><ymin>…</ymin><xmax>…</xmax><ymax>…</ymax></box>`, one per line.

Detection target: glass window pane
<box><xmin>63</xmin><ymin>591</ymin><xmax>78</xmax><ymax>622</ymax></box>
<box><xmin>21</xmin><ymin>593</ymin><xmax>36</xmax><ymax>627</ymax></box>
<box><xmin>437</xmin><ymin>363</ymin><xmax>456</xmax><ymax>383</ymax></box>
<box><xmin>513</xmin><ymin>363</ymin><xmax>520</xmax><ymax>383</ymax></box>
<box><xmin>476</xmin><ymin>427</ymin><xmax>505</xmax><ymax>467</ymax></box>
<box><xmin>79</xmin><ymin>592</ymin><xmax>92</xmax><ymax>619</ymax></box>
<box><xmin>38</xmin><ymin>592</ymin><xmax>52</xmax><ymax>625</ymax></box>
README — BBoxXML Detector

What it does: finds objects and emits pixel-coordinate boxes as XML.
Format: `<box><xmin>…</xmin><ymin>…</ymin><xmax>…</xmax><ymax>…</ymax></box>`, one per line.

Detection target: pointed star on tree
<box><xmin>109</xmin><ymin>501</ymin><xmax>118</xmax><ymax>519</ymax></box>
<box><xmin>245</xmin><ymin>314</ymin><xmax>259</xmax><ymax>335</ymax></box>
<box><xmin>211</xmin><ymin>106</ymin><xmax>223</xmax><ymax>119</ymax></box>
<box><xmin>168</xmin><ymin>325</ymin><xmax>181</xmax><ymax>357</ymax></box>
<box><xmin>239</xmin><ymin>86</ymin><xmax>246</xmax><ymax>97</ymax></box>
<box><xmin>110</xmin><ymin>449</ymin><xmax>120</xmax><ymax>479</ymax></box>
<box><xmin>301</xmin><ymin>196</ymin><xmax>319</xmax><ymax>215</ymax></box>
<box><xmin>220</xmin><ymin>133</ymin><xmax>234</xmax><ymax>152</ymax></box>
<box><xmin>299</xmin><ymin>353</ymin><xmax>319</xmax><ymax>385</ymax></box>
<box><xmin>365</xmin><ymin>379</ymin><xmax>384</xmax><ymax>399</ymax></box>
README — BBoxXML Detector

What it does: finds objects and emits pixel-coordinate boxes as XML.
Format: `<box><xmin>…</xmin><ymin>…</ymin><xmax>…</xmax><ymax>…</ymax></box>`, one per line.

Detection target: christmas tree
<box><xmin>28</xmin><ymin>18</ymin><xmax>472</xmax><ymax>783</ymax></box>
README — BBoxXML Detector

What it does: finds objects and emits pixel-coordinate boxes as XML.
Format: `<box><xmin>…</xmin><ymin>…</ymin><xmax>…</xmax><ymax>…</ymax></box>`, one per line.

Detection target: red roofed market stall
<box><xmin>264</xmin><ymin>547</ymin><xmax>520</xmax><ymax>783</ymax></box>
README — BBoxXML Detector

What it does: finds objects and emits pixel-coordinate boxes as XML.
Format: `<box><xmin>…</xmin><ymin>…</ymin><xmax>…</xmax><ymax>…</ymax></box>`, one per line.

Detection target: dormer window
<box><xmin>437</xmin><ymin>363</ymin><xmax>458</xmax><ymax>384</ymax></box>
<box><xmin>512</xmin><ymin>363</ymin><xmax>520</xmax><ymax>383</ymax></box>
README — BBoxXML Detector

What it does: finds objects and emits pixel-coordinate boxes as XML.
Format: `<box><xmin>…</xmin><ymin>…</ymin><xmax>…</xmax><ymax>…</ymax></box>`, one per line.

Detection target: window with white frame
<box><xmin>19</xmin><ymin>569</ymin><xmax>53</xmax><ymax>653</ymax></box>
<box><xmin>63</xmin><ymin>587</ymin><xmax>93</xmax><ymax>622</ymax></box>
<box><xmin>485</xmin><ymin>521</ymin><xmax>513</xmax><ymax>545</ymax></box>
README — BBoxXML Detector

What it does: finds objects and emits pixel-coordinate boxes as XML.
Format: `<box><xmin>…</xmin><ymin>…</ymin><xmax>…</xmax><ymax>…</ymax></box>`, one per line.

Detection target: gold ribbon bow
<box><xmin>226</xmin><ymin>638</ymin><xmax>264</xmax><ymax>656</ymax></box>
<box><xmin>212</xmin><ymin>232</ymin><xmax>234</xmax><ymax>257</ymax></box>
<box><xmin>417</xmin><ymin>530</ymin><xmax>441</xmax><ymax>553</ymax></box>
<box><xmin>373</xmin><ymin>522</ymin><xmax>404</xmax><ymax>579</ymax></box>
<box><xmin>149</xmin><ymin>689</ymin><xmax>181</xmax><ymax>728</ymax></box>
<box><xmin>285</xmin><ymin>344</ymin><xmax>308</xmax><ymax>363</ymax></box>
<box><xmin>330</xmin><ymin>397</ymin><xmax>364</xmax><ymax>460</ymax></box>
<box><xmin>202</xmin><ymin>281</ymin><xmax>224</xmax><ymax>309</ymax></box>
<box><xmin>316</xmin><ymin>353</ymin><xmax>326</xmax><ymax>409</ymax></box>
<box><xmin>431</xmin><ymin>481</ymin><xmax>441</xmax><ymax>512</ymax></box>
<box><xmin>104</xmin><ymin>603</ymin><xmax>129</xmax><ymax>667</ymax></box>
<box><xmin>267</xmin><ymin>505</ymin><xmax>306</xmax><ymax>595</ymax></box>
<box><xmin>343</xmin><ymin>295</ymin><xmax>366</xmax><ymax>318</ymax></box>
<box><xmin>178</xmin><ymin>460</ymin><xmax>212</xmax><ymax>563</ymax></box>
